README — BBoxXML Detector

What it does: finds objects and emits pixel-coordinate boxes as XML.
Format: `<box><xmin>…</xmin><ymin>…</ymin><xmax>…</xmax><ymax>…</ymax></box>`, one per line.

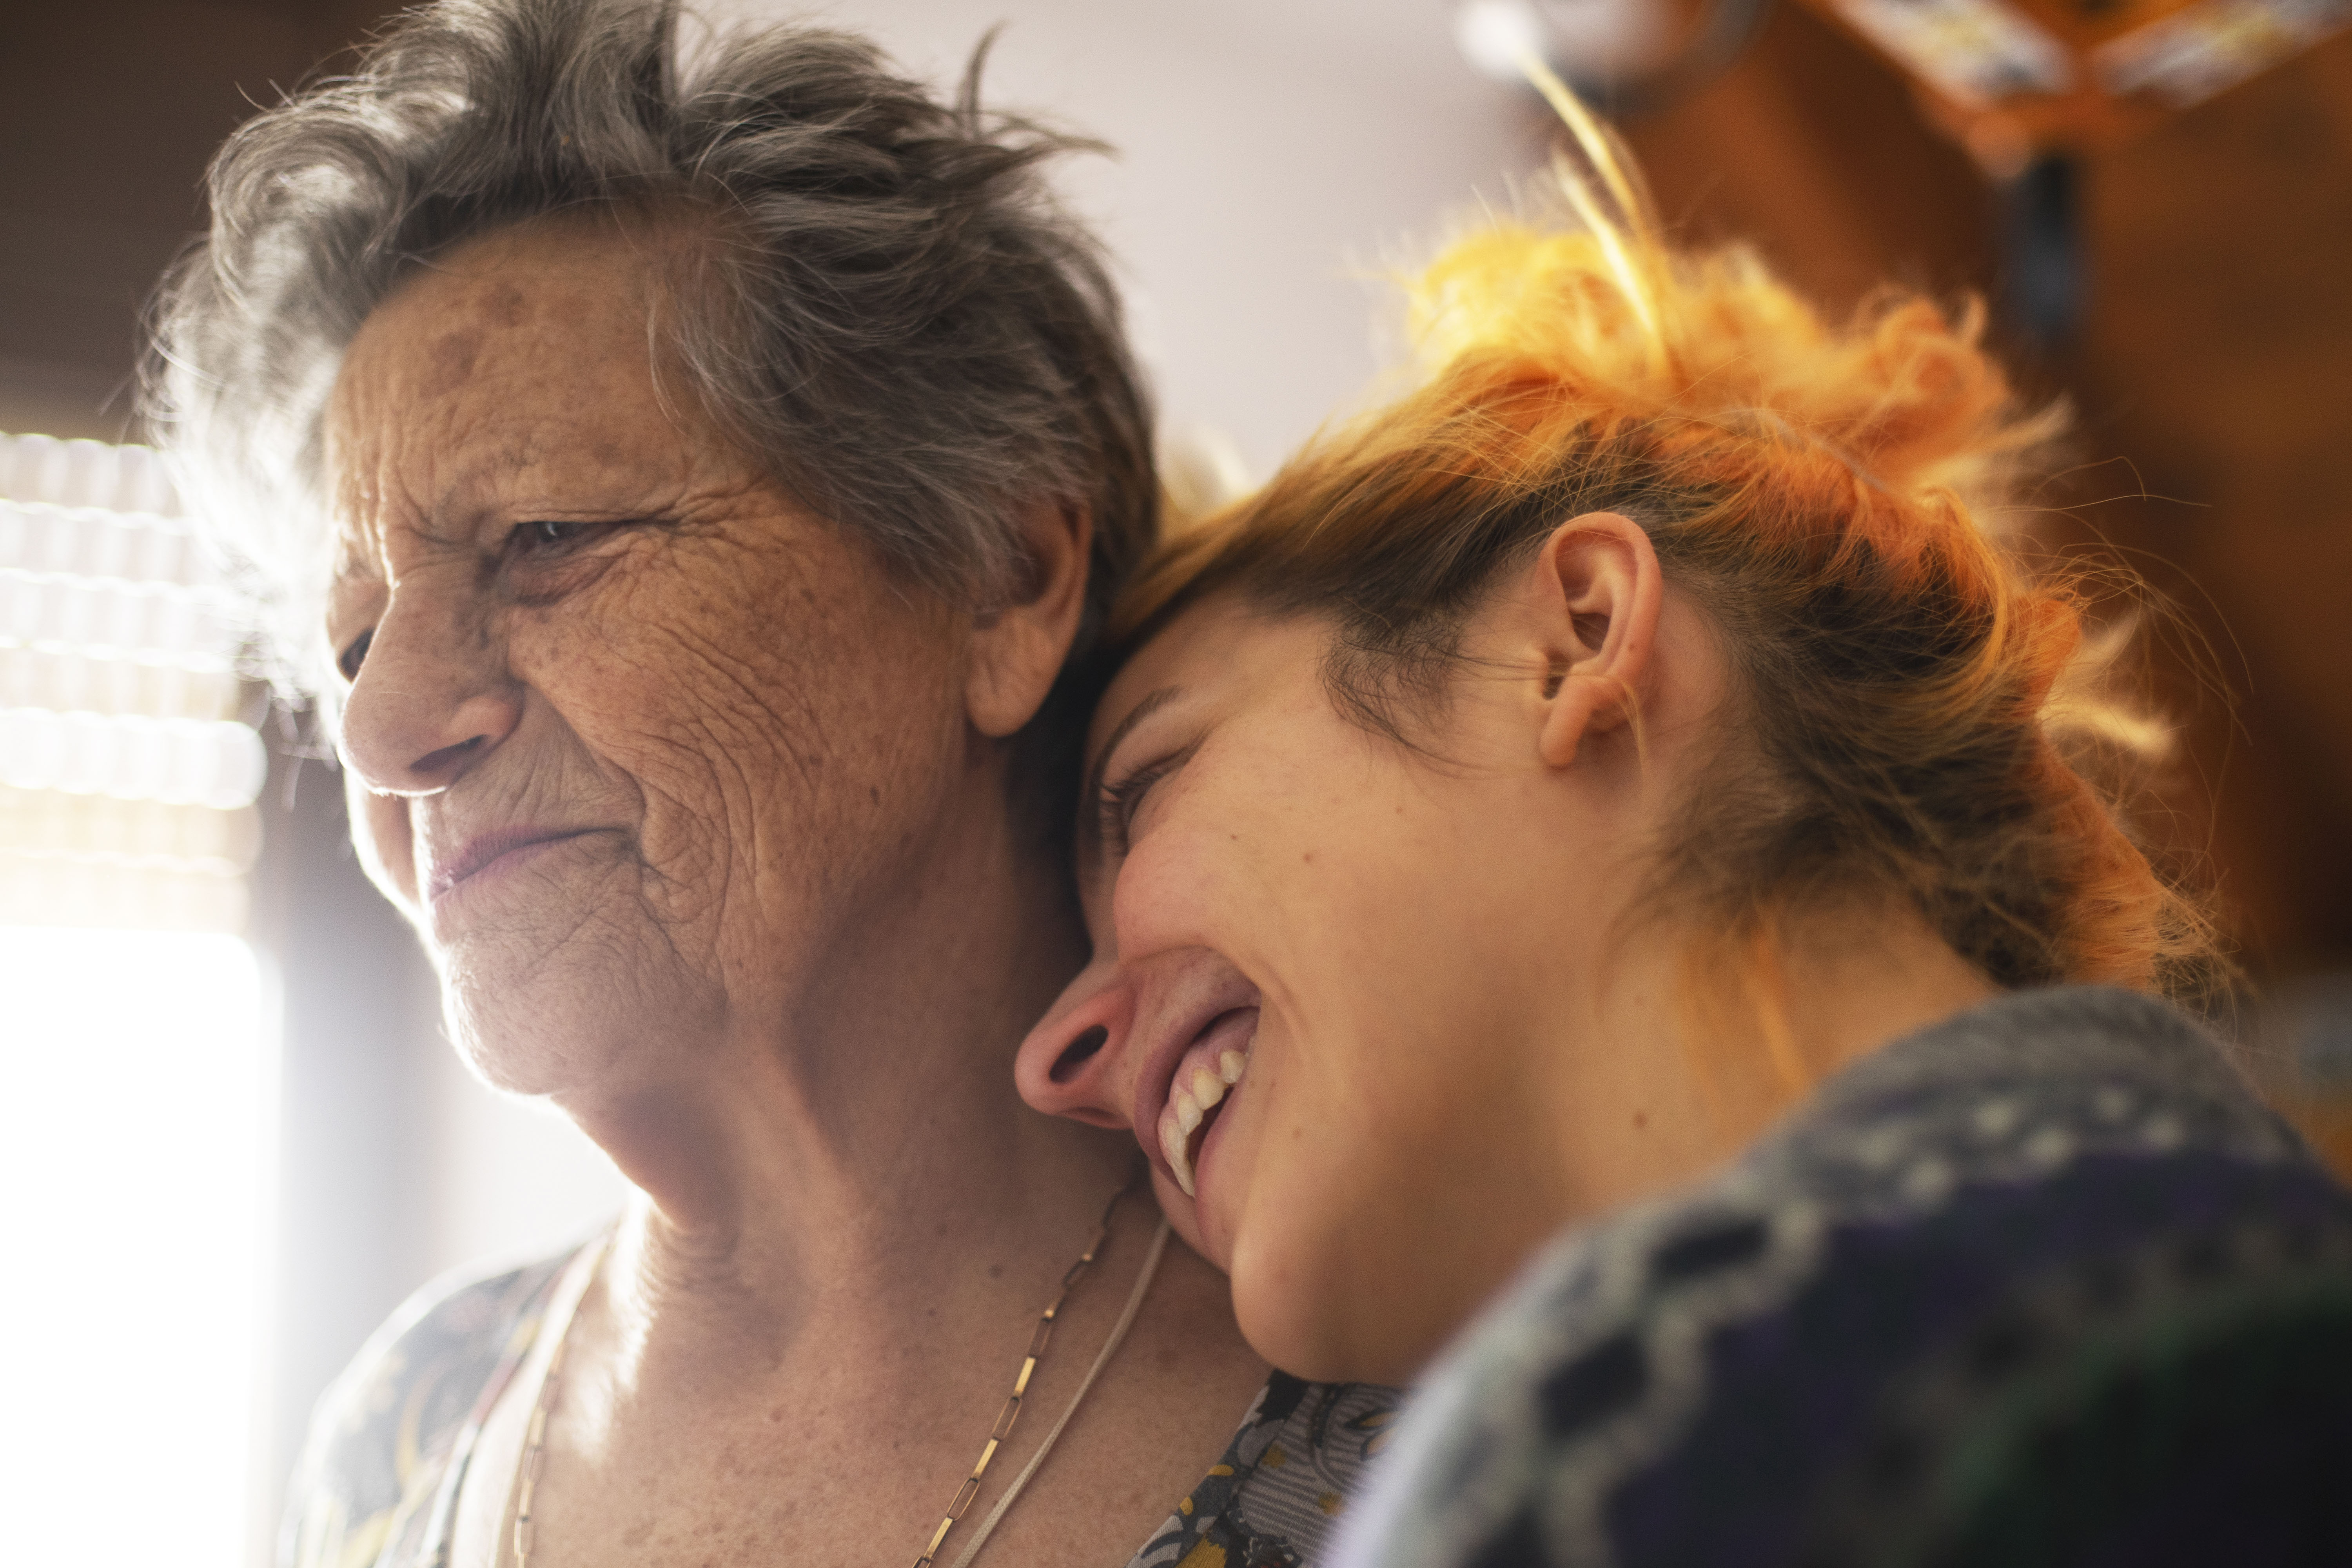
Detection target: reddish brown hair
<box><xmin>1111</xmin><ymin>133</ymin><xmax>2217</xmax><ymax>1038</ymax></box>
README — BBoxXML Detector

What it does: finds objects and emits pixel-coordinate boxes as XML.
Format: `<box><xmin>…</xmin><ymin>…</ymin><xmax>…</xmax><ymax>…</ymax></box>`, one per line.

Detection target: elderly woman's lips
<box><xmin>430</xmin><ymin>827</ymin><xmax>598</xmax><ymax>900</ymax></box>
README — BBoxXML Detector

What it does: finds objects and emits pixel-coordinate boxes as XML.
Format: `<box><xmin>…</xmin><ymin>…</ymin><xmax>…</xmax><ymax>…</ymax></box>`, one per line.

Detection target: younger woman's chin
<box><xmin>1230</xmin><ymin>1274</ymin><xmax>1377</xmax><ymax>1387</ymax></box>
<box><xmin>1224</xmin><ymin>1224</ymin><xmax>1450</xmax><ymax>1387</ymax></box>
<box><xmin>1152</xmin><ymin>1167</ymin><xmax>1221</xmax><ymax>1267</ymax></box>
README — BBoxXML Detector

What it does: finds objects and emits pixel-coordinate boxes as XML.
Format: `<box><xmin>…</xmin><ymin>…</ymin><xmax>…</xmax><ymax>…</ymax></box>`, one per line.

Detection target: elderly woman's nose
<box><xmin>337</xmin><ymin>589</ymin><xmax>523</xmax><ymax>795</ymax></box>
<box><xmin>1014</xmin><ymin>965</ymin><xmax>1137</xmax><ymax>1131</ymax></box>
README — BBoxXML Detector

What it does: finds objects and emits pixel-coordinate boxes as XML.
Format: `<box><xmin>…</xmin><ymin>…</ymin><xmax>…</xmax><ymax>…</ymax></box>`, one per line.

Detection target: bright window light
<box><xmin>1</xmin><ymin>431</ymin><xmax>261</xmax><ymax>933</ymax></box>
<box><xmin>0</xmin><ymin>432</ymin><xmax>273</xmax><ymax>1565</ymax></box>
<box><xmin>0</xmin><ymin>927</ymin><xmax>271</xmax><ymax>1566</ymax></box>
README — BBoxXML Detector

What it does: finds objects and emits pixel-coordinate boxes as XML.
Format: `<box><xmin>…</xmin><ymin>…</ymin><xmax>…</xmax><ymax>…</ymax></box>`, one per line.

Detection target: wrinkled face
<box><xmin>324</xmin><ymin>216</ymin><xmax>975</xmax><ymax>1096</ymax></box>
<box><xmin>1015</xmin><ymin>596</ymin><xmax>1612</xmax><ymax>1382</ymax></box>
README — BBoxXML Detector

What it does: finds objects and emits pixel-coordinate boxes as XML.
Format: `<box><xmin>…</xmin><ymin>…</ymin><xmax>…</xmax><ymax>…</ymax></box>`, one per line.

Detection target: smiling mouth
<box><xmin>1157</xmin><ymin>1007</ymin><xmax>1258</xmax><ymax>1198</ymax></box>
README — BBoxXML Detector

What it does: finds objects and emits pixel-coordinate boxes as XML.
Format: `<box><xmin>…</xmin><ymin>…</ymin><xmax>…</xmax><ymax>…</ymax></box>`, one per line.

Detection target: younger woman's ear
<box><xmin>1527</xmin><ymin>512</ymin><xmax>1662</xmax><ymax>769</ymax></box>
<box><xmin>967</xmin><ymin>501</ymin><xmax>1093</xmax><ymax>739</ymax></box>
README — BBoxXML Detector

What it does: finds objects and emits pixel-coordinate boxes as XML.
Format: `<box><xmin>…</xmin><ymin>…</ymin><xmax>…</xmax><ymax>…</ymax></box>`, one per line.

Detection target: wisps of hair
<box><xmin>145</xmin><ymin>0</ymin><xmax>1154</xmax><ymax>695</ymax></box>
<box><xmin>1112</xmin><ymin>62</ymin><xmax>2220</xmax><ymax>1053</ymax></box>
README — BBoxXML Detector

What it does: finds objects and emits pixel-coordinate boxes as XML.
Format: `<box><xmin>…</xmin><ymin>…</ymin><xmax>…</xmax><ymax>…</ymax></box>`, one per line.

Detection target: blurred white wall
<box><xmin>413</xmin><ymin>0</ymin><xmax>1541</xmax><ymax>1274</ymax></box>
<box><xmin>420</xmin><ymin>1010</ymin><xmax>630</xmax><ymax>1277</ymax></box>
<box><xmin>745</xmin><ymin>0</ymin><xmax>1544</xmax><ymax>479</ymax></box>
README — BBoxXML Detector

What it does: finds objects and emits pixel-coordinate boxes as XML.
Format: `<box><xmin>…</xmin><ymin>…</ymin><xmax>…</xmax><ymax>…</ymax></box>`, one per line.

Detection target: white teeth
<box><xmin>1162</xmin><ymin>1114</ymin><xmax>1196</xmax><ymax>1197</ymax></box>
<box><xmin>1161</xmin><ymin>1035</ymin><xmax>1252</xmax><ymax>1204</ymax></box>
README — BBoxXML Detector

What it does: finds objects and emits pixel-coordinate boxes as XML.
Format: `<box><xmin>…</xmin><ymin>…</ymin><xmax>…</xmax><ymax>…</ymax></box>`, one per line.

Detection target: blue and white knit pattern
<box><xmin>1334</xmin><ymin>987</ymin><xmax>2352</xmax><ymax>1568</ymax></box>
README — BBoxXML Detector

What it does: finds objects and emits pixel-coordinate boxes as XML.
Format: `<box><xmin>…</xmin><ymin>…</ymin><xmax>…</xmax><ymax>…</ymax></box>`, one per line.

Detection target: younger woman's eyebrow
<box><xmin>1082</xmin><ymin>685</ymin><xmax>1184</xmax><ymax>845</ymax></box>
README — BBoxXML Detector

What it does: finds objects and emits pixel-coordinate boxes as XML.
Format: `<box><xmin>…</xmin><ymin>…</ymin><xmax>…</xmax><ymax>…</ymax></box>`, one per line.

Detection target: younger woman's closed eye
<box><xmin>1095</xmin><ymin>744</ymin><xmax>1195</xmax><ymax>860</ymax></box>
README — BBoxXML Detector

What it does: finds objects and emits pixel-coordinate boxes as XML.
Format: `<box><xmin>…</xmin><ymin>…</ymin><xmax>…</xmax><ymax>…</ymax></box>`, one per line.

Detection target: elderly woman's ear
<box><xmin>964</xmin><ymin>501</ymin><xmax>1094</xmax><ymax>738</ymax></box>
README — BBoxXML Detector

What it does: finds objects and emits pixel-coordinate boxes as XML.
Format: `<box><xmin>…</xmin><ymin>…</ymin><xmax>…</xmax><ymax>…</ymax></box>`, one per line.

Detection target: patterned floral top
<box><xmin>1334</xmin><ymin>986</ymin><xmax>2352</xmax><ymax>1568</ymax></box>
<box><xmin>281</xmin><ymin>1247</ymin><xmax>1399</xmax><ymax>1568</ymax></box>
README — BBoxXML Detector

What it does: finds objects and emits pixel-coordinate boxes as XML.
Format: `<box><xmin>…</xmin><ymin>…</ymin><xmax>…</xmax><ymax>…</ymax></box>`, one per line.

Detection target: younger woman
<box><xmin>1015</xmin><ymin>109</ymin><xmax>2352</xmax><ymax>1566</ymax></box>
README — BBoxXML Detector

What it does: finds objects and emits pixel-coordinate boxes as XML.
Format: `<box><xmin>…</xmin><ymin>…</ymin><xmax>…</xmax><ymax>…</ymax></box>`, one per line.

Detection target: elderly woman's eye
<box><xmin>516</xmin><ymin>519</ymin><xmax>589</xmax><ymax>551</ymax></box>
<box><xmin>337</xmin><ymin>627</ymin><xmax>373</xmax><ymax>681</ymax></box>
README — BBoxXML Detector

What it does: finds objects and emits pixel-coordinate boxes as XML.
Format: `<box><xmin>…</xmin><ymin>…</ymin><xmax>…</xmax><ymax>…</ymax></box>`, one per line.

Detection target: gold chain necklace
<box><xmin>502</xmin><ymin>1172</ymin><xmax>1162</xmax><ymax>1568</ymax></box>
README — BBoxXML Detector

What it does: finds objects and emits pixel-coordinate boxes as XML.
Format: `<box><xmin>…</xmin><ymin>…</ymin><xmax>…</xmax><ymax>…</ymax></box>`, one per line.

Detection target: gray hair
<box><xmin>145</xmin><ymin>0</ymin><xmax>1156</xmax><ymax>696</ymax></box>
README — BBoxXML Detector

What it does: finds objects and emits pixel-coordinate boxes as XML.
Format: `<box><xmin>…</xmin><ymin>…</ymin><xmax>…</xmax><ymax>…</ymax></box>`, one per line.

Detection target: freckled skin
<box><xmin>328</xmin><ymin>225</ymin><xmax>968</xmax><ymax>1100</ymax></box>
<box><xmin>1029</xmin><ymin>603</ymin><xmax>1597</xmax><ymax>1380</ymax></box>
<box><xmin>1018</xmin><ymin>566</ymin><xmax>1997</xmax><ymax>1387</ymax></box>
<box><xmin>325</xmin><ymin>215</ymin><xmax>1269</xmax><ymax>1568</ymax></box>
<box><xmin>421</xmin><ymin>325</ymin><xmax>481</xmax><ymax>400</ymax></box>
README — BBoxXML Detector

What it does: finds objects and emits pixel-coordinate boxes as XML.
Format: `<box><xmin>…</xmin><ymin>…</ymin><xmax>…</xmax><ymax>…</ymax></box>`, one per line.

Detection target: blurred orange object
<box><xmin>2266</xmin><ymin>1092</ymin><xmax>2352</xmax><ymax>1186</ymax></box>
<box><xmin>1789</xmin><ymin>0</ymin><xmax>2350</xmax><ymax>167</ymax></box>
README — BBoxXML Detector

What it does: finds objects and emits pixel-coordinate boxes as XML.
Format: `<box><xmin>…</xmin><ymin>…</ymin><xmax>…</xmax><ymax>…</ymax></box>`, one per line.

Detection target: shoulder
<box><xmin>1128</xmin><ymin>1373</ymin><xmax>1405</xmax><ymax>1568</ymax></box>
<box><xmin>281</xmin><ymin>1249</ymin><xmax>576</xmax><ymax>1568</ymax></box>
<box><xmin>1341</xmin><ymin>987</ymin><xmax>2352</xmax><ymax>1568</ymax></box>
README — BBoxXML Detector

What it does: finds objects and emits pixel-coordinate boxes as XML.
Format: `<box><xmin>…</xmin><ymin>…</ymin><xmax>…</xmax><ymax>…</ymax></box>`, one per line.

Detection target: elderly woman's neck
<box><xmin>554</xmin><ymin>811</ymin><xmax>1126</xmax><ymax>1327</ymax></box>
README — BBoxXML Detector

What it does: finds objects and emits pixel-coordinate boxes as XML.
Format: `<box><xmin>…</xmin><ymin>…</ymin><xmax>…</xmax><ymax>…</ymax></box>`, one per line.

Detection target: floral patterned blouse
<box><xmin>281</xmin><ymin>1245</ymin><xmax>1399</xmax><ymax>1568</ymax></box>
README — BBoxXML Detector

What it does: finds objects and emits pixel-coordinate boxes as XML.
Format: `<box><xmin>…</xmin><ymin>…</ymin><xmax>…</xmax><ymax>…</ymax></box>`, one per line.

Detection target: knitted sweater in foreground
<box><xmin>1338</xmin><ymin>986</ymin><xmax>2352</xmax><ymax>1568</ymax></box>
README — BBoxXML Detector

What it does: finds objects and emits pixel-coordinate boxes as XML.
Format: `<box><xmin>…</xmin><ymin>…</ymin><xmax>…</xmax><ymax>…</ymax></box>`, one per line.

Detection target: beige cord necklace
<box><xmin>501</xmin><ymin>1176</ymin><xmax>1169</xmax><ymax>1568</ymax></box>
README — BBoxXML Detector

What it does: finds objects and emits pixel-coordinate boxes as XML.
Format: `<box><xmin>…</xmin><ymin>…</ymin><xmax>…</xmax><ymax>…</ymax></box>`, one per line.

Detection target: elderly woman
<box><xmin>150</xmin><ymin>2</ymin><xmax>1394</xmax><ymax>1565</ymax></box>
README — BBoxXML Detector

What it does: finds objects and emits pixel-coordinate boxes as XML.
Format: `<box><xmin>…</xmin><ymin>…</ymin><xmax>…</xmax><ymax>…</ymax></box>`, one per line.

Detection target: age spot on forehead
<box><xmin>424</xmin><ymin>329</ymin><xmax>483</xmax><ymax>401</ymax></box>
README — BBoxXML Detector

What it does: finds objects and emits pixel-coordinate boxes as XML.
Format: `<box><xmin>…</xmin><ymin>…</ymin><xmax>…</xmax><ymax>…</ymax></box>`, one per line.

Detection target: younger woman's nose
<box><xmin>1015</xmin><ymin>967</ymin><xmax>1137</xmax><ymax>1132</ymax></box>
<box><xmin>336</xmin><ymin>584</ymin><xmax>523</xmax><ymax>796</ymax></box>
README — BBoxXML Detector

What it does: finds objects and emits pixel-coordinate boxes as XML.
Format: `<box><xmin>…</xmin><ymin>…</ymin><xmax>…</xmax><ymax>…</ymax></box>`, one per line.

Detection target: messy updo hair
<box><xmin>1111</xmin><ymin>89</ymin><xmax>2218</xmax><ymax>1057</ymax></box>
<box><xmin>146</xmin><ymin>0</ymin><xmax>1152</xmax><ymax>696</ymax></box>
